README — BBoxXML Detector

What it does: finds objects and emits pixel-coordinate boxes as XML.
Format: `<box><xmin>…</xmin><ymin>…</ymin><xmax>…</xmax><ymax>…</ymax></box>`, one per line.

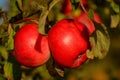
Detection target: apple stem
<box><xmin>38</xmin><ymin>9</ymin><xmax>48</xmax><ymax>35</ymax></box>
<box><xmin>38</xmin><ymin>0</ymin><xmax>60</xmax><ymax>35</ymax></box>
<box><xmin>80</xmin><ymin>0</ymin><xmax>87</xmax><ymax>13</ymax></box>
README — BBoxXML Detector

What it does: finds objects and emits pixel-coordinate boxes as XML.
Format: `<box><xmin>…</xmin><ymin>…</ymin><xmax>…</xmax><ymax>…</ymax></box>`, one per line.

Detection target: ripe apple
<box><xmin>93</xmin><ymin>12</ymin><xmax>102</xmax><ymax>23</ymax></box>
<box><xmin>75</xmin><ymin>11</ymin><xmax>102</xmax><ymax>35</ymax></box>
<box><xmin>61</xmin><ymin>0</ymin><xmax>72</xmax><ymax>15</ymax></box>
<box><xmin>81</xmin><ymin>0</ymin><xmax>89</xmax><ymax>9</ymax></box>
<box><xmin>48</xmin><ymin>19</ymin><xmax>90</xmax><ymax>68</ymax></box>
<box><xmin>75</xmin><ymin>12</ymin><xmax>95</xmax><ymax>35</ymax></box>
<box><xmin>14</xmin><ymin>24</ymin><xmax>50</xmax><ymax>67</ymax></box>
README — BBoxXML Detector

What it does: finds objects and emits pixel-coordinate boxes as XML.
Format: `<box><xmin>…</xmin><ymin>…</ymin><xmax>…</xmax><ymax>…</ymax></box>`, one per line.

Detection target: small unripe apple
<box><xmin>14</xmin><ymin>24</ymin><xmax>50</xmax><ymax>67</ymax></box>
<box><xmin>48</xmin><ymin>19</ymin><xmax>90</xmax><ymax>68</ymax></box>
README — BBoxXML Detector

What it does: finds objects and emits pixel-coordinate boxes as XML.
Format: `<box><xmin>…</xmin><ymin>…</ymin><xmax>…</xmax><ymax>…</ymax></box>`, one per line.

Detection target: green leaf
<box><xmin>8</xmin><ymin>54</ymin><xmax>22</xmax><ymax>80</ymax></box>
<box><xmin>33</xmin><ymin>64</ymin><xmax>54</xmax><ymax>80</ymax></box>
<box><xmin>4</xmin><ymin>55</ymin><xmax>22</xmax><ymax>80</ymax></box>
<box><xmin>0</xmin><ymin>46</ymin><xmax>8</xmax><ymax>60</ymax></box>
<box><xmin>95</xmin><ymin>30</ymin><xmax>110</xmax><ymax>59</ymax></box>
<box><xmin>6</xmin><ymin>25</ymin><xmax>16</xmax><ymax>50</ymax></box>
<box><xmin>88</xmin><ymin>9</ymin><xmax>94</xmax><ymax>20</ymax></box>
<box><xmin>9</xmin><ymin>0</ymin><xmax>20</xmax><ymax>19</ymax></box>
<box><xmin>87</xmin><ymin>24</ymin><xmax>110</xmax><ymax>59</ymax></box>
<box><xmin>0</xmin><ymin>73</ymin><xmax>6</xmax><ymax>80</ymax></box>
<box><xmin>38</xmin><ymin>0</ymin><xmax>60</xmax><ymax>34</ymax></box>
<box><xmin>4</xmin><ymin>62</ymin><xmax>13</xmax><ymax>80</ymax></box>
<box><xmin>111</xmin><ymin>1</ymin><xmax>119</xmax><ymax>13</ymax></box>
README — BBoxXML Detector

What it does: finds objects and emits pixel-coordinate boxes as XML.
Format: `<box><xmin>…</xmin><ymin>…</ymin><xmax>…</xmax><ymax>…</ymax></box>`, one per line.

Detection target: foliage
<box><xmin>0</xmin><ymin>0</ymin><xmax>120</xmax><ymax>80</ymax></box>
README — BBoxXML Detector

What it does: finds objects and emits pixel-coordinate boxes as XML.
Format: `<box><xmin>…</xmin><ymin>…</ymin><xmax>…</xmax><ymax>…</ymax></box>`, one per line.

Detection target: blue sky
<box><xmin>0</xmin><ymin>0</ymin><xmax>9</xmax><ymax>11</ymax></box>
<box><xmin>0</xmin><ymin>0</ymin><xmax>10</xmax><ymax>24</ymax></box>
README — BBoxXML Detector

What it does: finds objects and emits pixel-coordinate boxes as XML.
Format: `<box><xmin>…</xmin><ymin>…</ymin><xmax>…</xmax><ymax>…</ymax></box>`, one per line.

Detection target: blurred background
<box><xmin>0</xmin><ymin>0</ymin><xmax>120</xmax><ymax>80</ymax></box>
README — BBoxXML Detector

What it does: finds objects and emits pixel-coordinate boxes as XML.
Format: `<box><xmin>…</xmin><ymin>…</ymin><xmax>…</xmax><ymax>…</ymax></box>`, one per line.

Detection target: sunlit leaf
<box><xmin>86</xmin><ymin>37</ymin><xmax>95</xmax><ymax>59</ymax></box>
<box><xmin>87</xmin><ymin>24</ymin><xmax>110</xmax><ymax>59</ymax></box>
<box><xmin>0</xmin><ymin>46</ymin><xmax>8</xmax><ymax>60</ymax></box>
<box><xmin>4</xmin><ymin>62</ymin><xmax>13</xmax><ymax>80</ymax></box>
<box><xmin>95</xmin><ymin>30</ymin><xmax>110</xmax><ymax>59</ymax></box>
<box><xmin>9</xmin><ymin>0</ymin><xmax>20</xmax><ymax>19</ymax></box>
<box><xmin>111</xmin><ymin>14</ymin><xmax>120</xmax><ymax>28</ymax></box>
<box><xmin>111</xmin><ymin>1</ymin><xmax>119</xmax><ymax>13</ymax></box>
<box><xmin>6</xmin><ymin>24</ymin><xmax>16</xmax><ymax>50</ymax></box>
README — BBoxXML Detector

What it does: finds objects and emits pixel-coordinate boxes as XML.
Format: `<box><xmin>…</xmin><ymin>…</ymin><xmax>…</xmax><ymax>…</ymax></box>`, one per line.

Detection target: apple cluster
<box><xmin>13</xmin><ymin>0</ymin><xmax>102</xmax><ymax>68</ymax></box>
<box><xmin>13</xmin><ymin>18</ymin><xmax>92</xmax><ymax>68</ymax></box>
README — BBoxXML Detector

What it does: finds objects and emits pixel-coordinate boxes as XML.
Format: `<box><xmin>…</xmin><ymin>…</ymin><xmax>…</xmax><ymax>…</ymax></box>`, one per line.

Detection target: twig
<box><xmin>79</xmin><ymin>0</ymin><xmax>87</xmax><ymax>13</ymax></box>
<box><xmin>38</xmin><ymin>0</ymin><xmax>61</xmax><ymax>34</ymax></box>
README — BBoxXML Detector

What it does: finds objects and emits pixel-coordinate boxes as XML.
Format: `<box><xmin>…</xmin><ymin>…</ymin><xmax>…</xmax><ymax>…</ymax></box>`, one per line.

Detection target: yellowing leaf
<box><xmin>111</xmin><ymin>1</ymin><xmax>119</xmax><ymax>13</ymax></box>
<box><xmin>87</xmin><ymin>24</ymin><xmax>110</xmax><ymax>59</ymax></box>
<box><xmin>86</xmin><ymin>37</ymin><xmax>95</xmax><ymax>59</ymax></box>
<box><xmin>6</xmin><ymin>24</ymin><xmax>15</xmax><ymax>50</ymax></box>
<box><xmin>111</xmin><ymin>14</ymin><xmax>120</xmax><ymax>28</ymax></box>
<box><xmin>95</xmin><ymin>30</ymin><xmax>110</xmax><ymax>59</ymax></box>
<box><xmin>0</xmin><ymin>46</ymin><xmax>8</xmax><ymax>60</ymax></box>
<box><xmin>4</xmin><ymin>62</ymin><xmax>13</xmax><ymax>80</ymax></box>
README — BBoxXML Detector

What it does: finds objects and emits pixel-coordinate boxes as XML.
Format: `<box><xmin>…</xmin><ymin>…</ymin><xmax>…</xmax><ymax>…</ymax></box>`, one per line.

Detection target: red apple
<box><xmin>14</xmin><ymin>24</ymin><xmax>50</xmax><ymax>67</ymax></box>
<box><xmin>48</xmin><ymin>19</ymin><xmax>90</xmax><ymax>68</ymax></box>
<box><xmin>81</xmin><ymin>0</ymin><xmax>89</xmax><ymax>9</ymax></box>
<box><xmin>75</xmin><ymin>11</ymin><xmax>102</xmax><ymax>35</ymax></box>
<box><xmin>75</xmin><ymin>12</ymin><xmax>95</xmax><ymax>35</ymax></box>
<box><xmin>93</xmin><ymin>12</ymin><xmax>102</xmax><ymax>23</ymax></box>
<box><xmin>61</xmin><ymin>0</ymin><xmax>72</xmax><ymax>15</ymax></box>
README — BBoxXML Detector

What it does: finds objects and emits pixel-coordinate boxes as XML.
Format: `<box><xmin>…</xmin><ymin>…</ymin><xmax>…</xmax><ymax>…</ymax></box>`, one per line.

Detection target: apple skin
<box><xmin>93</xmin><ymin>12</ymin><xmax>102</xmax><ymax>23</ymax></box>
<box><xmin>61</xmin><ymin>0</ymin><xmax>72</xmax><ymax>15</ymax></box>
<box><xmin>81</xmin><ymin>0</ymin><xmax>89</xmax><ymax>9</ymax></box>
<box><xmin>75</xmin><ymin>12</ymin><xmax>95</xmax><ymax>35</ymax></box>
<box><xmin>48</xmin><ymin>19</ymin><xmax>90</xmax><ymax>68</ymax></box>
<box><xmin>14</xmin><ymin>24</ymin><xmax>50</xmax><ymax>67</ymax></box>
<box><xmin>75</xmin><ymin>11</ymin><xmax>102</xmax><ymax>35</ymax></box>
